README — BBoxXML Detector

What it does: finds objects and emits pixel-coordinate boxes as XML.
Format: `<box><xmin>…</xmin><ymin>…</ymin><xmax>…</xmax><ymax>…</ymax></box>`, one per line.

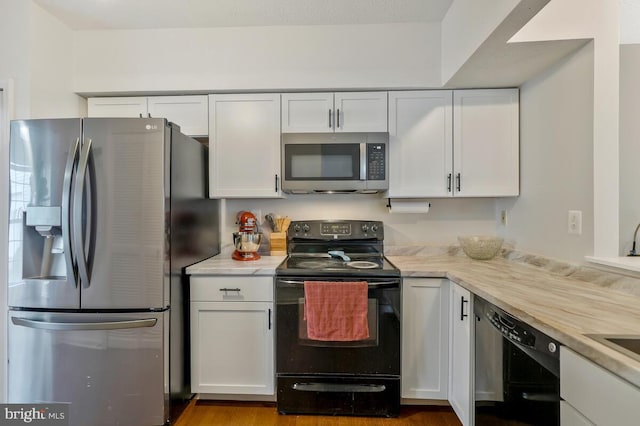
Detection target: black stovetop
<box><xmin>276</xmin><ymin>220</ymin><xmax>399</xmax><ymax>278</ymax></box>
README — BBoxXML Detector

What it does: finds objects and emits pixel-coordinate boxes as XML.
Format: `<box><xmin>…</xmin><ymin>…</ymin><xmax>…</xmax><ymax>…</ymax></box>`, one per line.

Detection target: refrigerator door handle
<box><xmin>62</xmin><ymin>137</ymin><xmax>80</xmax><ymax>287</ymax></box>
<box><xmin>11</xmin><ymin>316</ymin><xmax>158</xmax><ymax>331</ymax></box>
<box><xmin>74</xmin><ymin>138</ymin><xmax>92</xmax><ymax>289</ymax></box>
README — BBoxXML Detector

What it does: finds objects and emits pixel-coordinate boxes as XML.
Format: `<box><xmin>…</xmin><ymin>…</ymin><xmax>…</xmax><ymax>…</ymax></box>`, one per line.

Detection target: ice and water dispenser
<box><xmin>23</xmin><ymin>206</ymin><xmax>65</xmax><ymax>279</ymax></box>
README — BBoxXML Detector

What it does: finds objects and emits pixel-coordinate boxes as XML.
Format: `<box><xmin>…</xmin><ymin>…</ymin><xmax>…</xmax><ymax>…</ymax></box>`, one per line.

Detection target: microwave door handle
<box><xmin>360</xmin><ymin>143</ymin><xmax>367</xmax><ymax>180</ymax></box>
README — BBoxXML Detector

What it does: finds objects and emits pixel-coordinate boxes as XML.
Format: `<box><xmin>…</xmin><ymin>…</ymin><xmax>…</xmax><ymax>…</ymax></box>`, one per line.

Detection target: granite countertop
<box><xmin>388</xmin><ymin>254</ymin><xmax>640</xmax><ymax>389</ymax></box>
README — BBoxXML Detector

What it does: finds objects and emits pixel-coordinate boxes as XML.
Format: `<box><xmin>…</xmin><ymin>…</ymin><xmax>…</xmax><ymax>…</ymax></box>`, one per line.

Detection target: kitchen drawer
<box><xmin>190</xmin><ymin>276</ymin><xmax>273</xmax><ymax>302</ymax></box>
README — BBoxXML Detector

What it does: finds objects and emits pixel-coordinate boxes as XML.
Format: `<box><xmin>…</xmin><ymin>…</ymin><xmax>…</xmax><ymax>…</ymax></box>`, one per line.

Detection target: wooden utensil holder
<box><xmin>270</xmin><ymin>232</ymin><xmax>287</xmax><ymax>256</ymax></box>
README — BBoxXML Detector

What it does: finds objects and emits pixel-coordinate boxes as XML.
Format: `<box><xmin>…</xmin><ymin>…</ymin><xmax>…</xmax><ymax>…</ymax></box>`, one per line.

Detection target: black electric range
<box><xmin>275</xmin><ymin>220</ymin><xmax>401</xmax><ymax>418</ymax></box>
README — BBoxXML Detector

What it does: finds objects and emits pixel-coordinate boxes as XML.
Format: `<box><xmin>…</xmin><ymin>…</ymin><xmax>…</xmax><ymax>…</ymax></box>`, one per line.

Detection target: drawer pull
<box><xmin>219</xmin><ymin>288</ymin><xmax>241</xmax><ymax>293</ymax></box>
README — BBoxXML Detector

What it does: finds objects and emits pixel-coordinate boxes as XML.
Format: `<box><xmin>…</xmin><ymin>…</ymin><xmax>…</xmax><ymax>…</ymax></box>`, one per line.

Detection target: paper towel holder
<box><xmin>386</xmin><ymin>198</ymin><xmax>432</xmax><ymax>213</ymax></box>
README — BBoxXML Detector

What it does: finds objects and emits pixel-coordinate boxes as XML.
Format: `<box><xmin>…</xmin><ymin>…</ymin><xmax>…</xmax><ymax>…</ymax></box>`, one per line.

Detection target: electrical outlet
<box><xmin>568</xmin><ymin>210</ymin><xmax>582</xmax><ymax>235</ymax></box>
<box><xmin>500</xmin><ymin>210</ymin><xmax>508</xmax><ymax>226</ymax></box>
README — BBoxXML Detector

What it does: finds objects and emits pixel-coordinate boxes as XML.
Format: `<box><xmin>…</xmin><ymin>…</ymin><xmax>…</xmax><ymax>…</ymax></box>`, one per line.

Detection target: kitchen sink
<box><xmin>587</xmin><ymin>334</ymin><xmax>640</xmax><ymax>363</ymax></box>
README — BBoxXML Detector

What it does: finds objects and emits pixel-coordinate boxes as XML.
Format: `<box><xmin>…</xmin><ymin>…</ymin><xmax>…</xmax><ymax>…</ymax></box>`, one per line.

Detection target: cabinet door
<box><xmin>191</xmin><ymin>301</ymin><xmax>274</xmax><ymax>395</ymax></box>
<box><xmin>388</xmin><ymin>91</ymin><xmax>453</xmax><ymax>198</ymax></box>
<box><xmin>560</xmin><ymin>401</ymin><xmax>596</xmax><ymax>426</ymax></box>
<box><xmin>334</xmin><ymin>92</ymin><xmax>388</xmax><ymax>133</ymax></box>
<box><xmin>560</xmin><ymin>346</ymin><xmax>640</xmax><ymax>426</ymax></box>
<box><xmin>87</xmin><ymin>97</ymin><xmax>148</xmax><ymax>118</ymax></box>
<box><xmin>208</xmin><ymin>94</ymin><xmax>282</xmax><ymax>198</ymax></box>
<box><xmin>453</xmin><ymin>89</ymin><xmax>519</xmax><ymax>197</ymax></box>
<box><xmin>401</xmin><ymin>278</ymin><xmax>449</xmax><ymax>400</ymax></box>
<box><xmin>449</xmin><ymin>282</ymin><xmax>473</xmax><ymax>426</ymax></box>
<box><xmin>281</xmin><ymin>93</ymin><xmax>334</xmax><ymax>133</ymax></box>
<box><xmin>147</xmin><ymin>95</ymin><xmax>208</xmax><ymax>137</ymax></box>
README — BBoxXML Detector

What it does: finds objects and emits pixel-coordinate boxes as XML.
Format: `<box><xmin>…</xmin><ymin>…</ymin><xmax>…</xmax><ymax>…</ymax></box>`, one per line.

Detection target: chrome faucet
<box><xmin>629</xmin><ymin>223</ymin><xmax>640</xmax><ymax>256</ymax></box>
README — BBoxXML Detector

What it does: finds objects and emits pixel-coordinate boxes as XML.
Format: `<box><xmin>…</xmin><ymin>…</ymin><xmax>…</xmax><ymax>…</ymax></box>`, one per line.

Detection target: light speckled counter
<box><xmin>388</xmin><ymin>255</ymin><xmax>640</xmax><ymax>389</ymax></box>
<box><xmin>186</xmin><ymin>253</ymin><xmax>286</xmax><ymax>275</ymax></box>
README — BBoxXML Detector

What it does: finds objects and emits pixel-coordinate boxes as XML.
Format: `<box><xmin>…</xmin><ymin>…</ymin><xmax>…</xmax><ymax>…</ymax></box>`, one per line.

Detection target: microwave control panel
<box><xmin>367</xmin><ymin>143</ymin><xmax>386</xmax><ymax>181</ymax></box>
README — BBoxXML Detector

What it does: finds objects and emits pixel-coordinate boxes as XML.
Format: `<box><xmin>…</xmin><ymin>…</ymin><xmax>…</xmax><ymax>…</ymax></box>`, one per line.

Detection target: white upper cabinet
<box><xmin>388</xmin><ymin>91</ymin><xmax>453</xmax><ymax>198</ymax></box>
<box><xmin>281</xmin><ymin>93</ymin><xmax>334</xmax><ymax>133</ymax></box>
<box><xmin>208</xmin><ymin>93</ymin><xmax>282</xmax><ymax>198</ymax></box>
<box><xmin>387</xmin><ymin>88</ymin><xmax>519</xmax><ymax>198</ymax></box>
<box><xmin>88</xmin><ymin>95</ymin><xmax>209</xmax><ymax>137</ymax></box>
<box><xmin>334</xmin><ymin>92</ymin><xmax>388</xmax><ymax>132</ymax></box>
<box><xmin>281</xmin><ymin>91</ymin><xmax>387</xmax><ymax>133</ymax></box>
<box><xmin>88</xmin><ymin>97</ymin><xmax>148</xmax><ymax>118</ymax></box>
<box><xmin>147</xmin><ymin>95</ymin><xmax>208</xmax><ymax>137</ymax></box>
<box><xmin>453</xmin><ymin>89</ymin><xmax>519</xmax><ymax>197</ymax></box>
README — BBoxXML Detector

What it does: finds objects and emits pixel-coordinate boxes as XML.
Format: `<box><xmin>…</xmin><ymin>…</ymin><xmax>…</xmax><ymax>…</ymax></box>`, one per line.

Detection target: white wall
<box><xmin>0</xmin><ymin>0</ymin><xmax>31</xmax><ymax>118</ymax></box>
<box><xmin>29</xmin><ymin>2</ymin><xmax>85</xmax><ymax>118</ymax></box>
<box><xmin>511</xmin><ymin>0</ymin><xmax>619</xmax><ymax>257</ymax></box>
<box><xmin>619</xmin><ymin>44</ymin><xmax>640</xmax><ymax>254</ymax></box>
<box><xmin>223</xmin><ymin>196</ymin><xmax>497</xmax><ymax>249</ymax></box>
<box><xmin>73</xmin><ymin>23</ymin><xmax>441</xmax><ymax>94</ymax></box>
<box><xmin>496</xmin><ymin>43</ymin><xmax>594</xmax><ymax>264</ymax></box>
<box><xmin>440</xmin><ymin>0</ymin><xmax>519</xmax><ymax>85</ymax></box>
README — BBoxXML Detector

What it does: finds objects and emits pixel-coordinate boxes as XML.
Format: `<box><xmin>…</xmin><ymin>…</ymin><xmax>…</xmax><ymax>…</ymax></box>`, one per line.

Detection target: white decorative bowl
<box><xmin>458</xmin><ymin>236</ymin><xmax>504</xmax><ymax>260</ymax></box>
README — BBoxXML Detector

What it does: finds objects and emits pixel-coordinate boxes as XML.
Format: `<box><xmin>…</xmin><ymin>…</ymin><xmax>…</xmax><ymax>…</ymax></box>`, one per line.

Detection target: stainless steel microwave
<box><xmin>281</xmin><ymin>133</ymin><xmax>388</xmax><ymax>194</ymax></box>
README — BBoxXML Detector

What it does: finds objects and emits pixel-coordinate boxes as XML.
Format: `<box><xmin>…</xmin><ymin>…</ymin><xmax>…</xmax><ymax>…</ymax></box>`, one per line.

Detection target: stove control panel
<box><xmin>288</xmin><ymin>220</ymin><xmax>384</xmax><ymax>240</ymax></box>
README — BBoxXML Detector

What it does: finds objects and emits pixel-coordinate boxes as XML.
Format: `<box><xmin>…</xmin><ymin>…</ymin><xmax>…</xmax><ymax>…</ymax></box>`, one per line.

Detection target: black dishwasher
<box><xmin>474</xmin><ymin>297</ymin><xmax>560</xmax><ymax>426</ymax></box>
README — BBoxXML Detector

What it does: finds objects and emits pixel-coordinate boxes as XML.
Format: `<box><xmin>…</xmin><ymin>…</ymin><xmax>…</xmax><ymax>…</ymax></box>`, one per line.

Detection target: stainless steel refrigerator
<box><xmin>7</xmin><ymin>118</ymin><xmax>220</xmax><ymax>425</ymax></box>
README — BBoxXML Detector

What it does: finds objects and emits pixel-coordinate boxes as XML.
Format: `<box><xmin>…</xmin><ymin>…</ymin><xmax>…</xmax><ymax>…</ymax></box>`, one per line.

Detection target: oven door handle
<box><xmin>276</xmin><ymin>279</ymin><xmax>399</xmax><ymax>288</ymax></box>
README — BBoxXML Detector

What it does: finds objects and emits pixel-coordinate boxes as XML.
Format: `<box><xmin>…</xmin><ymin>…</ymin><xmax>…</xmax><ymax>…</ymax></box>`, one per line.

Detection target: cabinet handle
<box><xmin>219</xmin><ymin>288</ymin><xmax>241</xmax><ymax>293</ymax></box>
<box><xmin>275</xmin><ymin>174</ymin><xmax>279</xmax><ymax>193</ymax></box>
<box><xmin>337</xmin><ymin>108</ymin><xmax>340</xmax><ymax>128</ymax></box>
<box><xmin>456</xmin><ymin>173</ymin><xmax>461</xmax><ymax>192</ymax></box>
<box><xmin>329</xmin><ymin>109</ymin><xmax>332</xmax><ymax>128</ymax></box>
<box><xmin>447</xmin><ymin>173</ymin><xmax>452</xmax><ymax>192</ymax></box>
<box><xmin>139</xmin><ymin>113</ymin><xmax>143</xmax><ymax>118</ymax></box>
<box><xmin>268</xmin><ymin>308</ymin><xmax>272</xmax><ymax>330</ymax></box>
<box><xmin>460</xmin><ymin>296</ymin><xmax>468</xmax><ymax>321</ymax></box>
<box><xmin>147</xmin><ymin>113</ymin><xmax>151</xmax><ymax>118</ymax></box>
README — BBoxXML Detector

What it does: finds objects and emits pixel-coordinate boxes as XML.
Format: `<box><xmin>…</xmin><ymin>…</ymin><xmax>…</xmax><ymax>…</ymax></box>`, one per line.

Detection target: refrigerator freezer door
<box><xmin>80</xmin><ymin>118</ymin><xmax>168</xmax><ymax>309</ymax></box>
<box><xmin>8</xmin><ymin>119</ymin><xmax>82</xmax><ymax>309</ymax></box>
<box><xmin>8</xmin><ymin>310</ymin><xmax>168</xmax><ymax>426</ymax></box>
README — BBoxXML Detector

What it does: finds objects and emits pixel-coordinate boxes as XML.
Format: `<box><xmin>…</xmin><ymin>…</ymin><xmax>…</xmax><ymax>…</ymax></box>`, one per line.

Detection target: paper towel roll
<box><xmin>387</xmin><ymin>199</ymin><xmax>431</xmax><ymax>214</ymax></box>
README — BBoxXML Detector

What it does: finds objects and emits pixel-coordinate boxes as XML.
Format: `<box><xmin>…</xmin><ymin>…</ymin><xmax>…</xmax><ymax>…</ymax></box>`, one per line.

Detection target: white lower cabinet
<box><xmin>560</xmin><ymin>346</ymin><xmax>640</xmax><ymax>426</ymax></box>
<box><xmin>448</xmin><ymin>282</ymin><xmax>473</xmax><ymax>426</ymax></box>
<box><xmin>401</xmin><ymin>278</ymin><xmax>449</xmax><ymax>399</ymax></box>
<box><xmin>190</xmin><ymin>276</ymin><xmax>274</xmax><ymax>396</ymax></box>
<box><xmin>561</xmin><ymin>401</ymin><xmax>596</xmax><ymax>426</ymax></box>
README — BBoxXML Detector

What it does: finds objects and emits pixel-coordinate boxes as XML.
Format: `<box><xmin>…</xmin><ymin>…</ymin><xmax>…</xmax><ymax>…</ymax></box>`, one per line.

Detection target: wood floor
<box><xmin>174</xmin><ymin>400</ymin><xmax>462</xmax><ymax>426</ymax></box>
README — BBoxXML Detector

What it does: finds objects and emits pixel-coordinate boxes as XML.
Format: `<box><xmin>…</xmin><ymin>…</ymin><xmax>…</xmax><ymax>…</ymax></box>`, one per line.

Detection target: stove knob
<box><xmin>361</xmin><ymin>224</ymin><xmax>369</xmax><ymax>233</ymax></box>
<box><xmin>302</xmin><ymin>224</ymin><xmax>310</xmax><ymax>233</ymax></box>
<box><xmin>370</xmin><ymin>224</ymin><xmax>378</xmax><ymax>233</ymax></box>
<box><xmin>293</xmin><ymin>224</ymin><xmax>301</xmax><ymax>233</ymax></box>
<box><xmin>548</xmin><ymin>342</ymin><xmax>557</xmax><ymax>353</ymax></box>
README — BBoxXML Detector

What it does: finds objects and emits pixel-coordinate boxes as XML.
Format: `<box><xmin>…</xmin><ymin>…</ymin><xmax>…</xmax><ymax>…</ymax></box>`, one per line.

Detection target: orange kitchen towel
<box><xmin>304</xmin><ymin>281</ymin><xmax>369</xmax><ymax>341</ymax></box>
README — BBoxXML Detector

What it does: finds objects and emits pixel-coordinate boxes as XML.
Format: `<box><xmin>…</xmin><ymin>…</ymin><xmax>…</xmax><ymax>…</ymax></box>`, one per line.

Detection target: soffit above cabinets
<box><xmin>33</xmin><ymin>0</ymin><xmax>453</xmax><ymax>30</ymax></box>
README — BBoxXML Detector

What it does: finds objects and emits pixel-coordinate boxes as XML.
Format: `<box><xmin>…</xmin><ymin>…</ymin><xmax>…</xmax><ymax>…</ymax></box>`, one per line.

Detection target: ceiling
<box><xmin>32</xmin><ymin>0</ymin><xmax>454</xmax><ymax>30</ymax></box>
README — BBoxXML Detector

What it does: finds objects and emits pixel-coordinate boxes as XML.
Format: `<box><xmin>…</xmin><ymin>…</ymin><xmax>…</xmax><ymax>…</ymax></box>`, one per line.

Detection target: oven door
<box><xmin>275</xmin><ymin>277</ymin><xmax>400</xmax><ymax>376</ymax></box>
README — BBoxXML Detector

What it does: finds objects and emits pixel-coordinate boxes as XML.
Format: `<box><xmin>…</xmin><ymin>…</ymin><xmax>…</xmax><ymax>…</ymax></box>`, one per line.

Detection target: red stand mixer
<box><xmin>232</xmin><ymin>211</ymin><xmax>263</xmax><ymax>261</ymax></box>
